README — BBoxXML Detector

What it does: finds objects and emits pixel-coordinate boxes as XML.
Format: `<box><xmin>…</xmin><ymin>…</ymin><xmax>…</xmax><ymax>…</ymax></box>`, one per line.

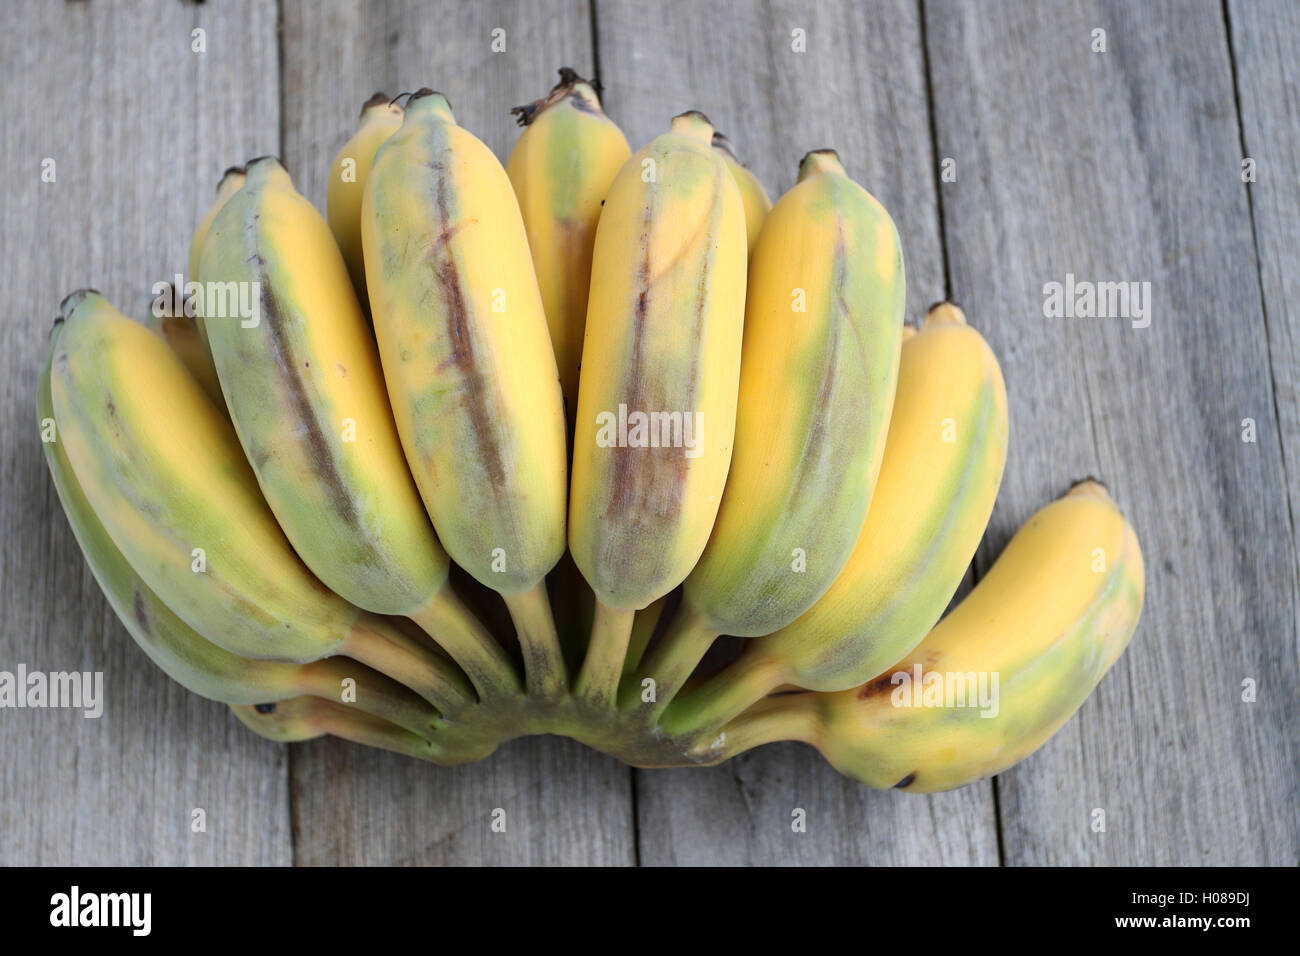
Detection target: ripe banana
<box><xmin>567</xmin><ymin>110</ymin><xmax>748</xmax><ymax>708</ymax></box>
<box><xmin>362</xmin><ymin>90</ymin><xmax>569</xmax><ymax>698</ymax></box>
<box><xmin>39</xmin><ymin>334</ymin><xmax>471</xmax><ymax>731</ymax></box>
<box><xmin>199</xmin><ymin>156</ymin><xmax>518</xmax><ymax>700</ymax></box>
<box><xmin>507</xmin><ymin>68</ymin><xmax>631</xmax><ymax>414</ymax></box>
<box><xmin>632</xmin><ymin>149</ymin><xmax>905</xmax><ymax>717</ymax></box>
<box><xmin>663</xmin><ymin>304</ymin><xmax>1006</xmax><ymax>735</ymax></box>
<box><xmin>142</xmin><ymin>283</ymin><xmax>224</xmax><ymax>406</ymax></box>
<box><xmin>711</xmin><ymin>481</ymin><xmax>1144</xmax><ymax>792</ymax></box>
<box><xmin>48</xmin><ymin>290</ymin><xmax>463</xmax><ymax>709</ymax></box>
<box><xmin>711</xmin><ymin>131</ymin><xmax>771</xmax><ymax>256</ymax></box>
<box><xmin>187</xmin><ymin>165</ymin><xmax>246</xmax><ymax>357</ymax></box>
<box><xmin>326</xmin><ymin>93</ymin><xmax>404</xmax><ymax>311</ymax></box>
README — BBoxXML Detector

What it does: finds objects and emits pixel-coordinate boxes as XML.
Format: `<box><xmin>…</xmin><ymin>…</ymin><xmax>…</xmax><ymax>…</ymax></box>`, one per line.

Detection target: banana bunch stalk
<box><xmin>39</xmin><ymin>74</ymin><xmax>1145</xmax><ymax>792</ymax></box>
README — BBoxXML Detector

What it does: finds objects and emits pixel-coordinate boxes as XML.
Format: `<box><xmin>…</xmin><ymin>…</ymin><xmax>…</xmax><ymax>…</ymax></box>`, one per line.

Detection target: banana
<box><xmin>142</xmin><ymin>282</ymin><xmax>224</xmax><ymax>406</ymax></box>
<box><xmin>327</xmin><ymin>93</ymin><xmax>404</xmax><ymax>311</ymax></box>
<box><xmin>711</xmin><ymin>481</ymin><xmax>1144</xmax><ymax>792</ymax></box>
<box><xmin>507</xmin><ymin>68</ymin><xmax>631</xmax><ymax>414</ymax></box>
<box><xmin>362</xmin><ymin>90</ymin><xmax>569</xmax><ymax>698</ymax></box>
<box><xmin>711</xmin><ymin>131</ymin><xmax>771</xmax><ymax>256</ymax></box>
<box><xmin>187</xmin><ymin>165</ymin><xmax>246</xmax><ymax>358</ymax></box>
<box><xmin>663</xmin><ymin>304</ymin><xmax>1006</xmax><ymax>735</ymax></box>
<box><xmin>232</xmin><ymin>698</ymin><xmax>444</xmax><ymax>763</ymax></box>
<box><xmin>48</xmin><ymin>290</ymin><xmax>464</xmax><ymax>710</ymax></box>
<box><xmin>568</xmin><ymin>110</ymin><xmax>748</xmax><ymax>708</ymax></box>
<box><xmin>199</xmin><ymin>156</ymin><xmax>518</xmax><ymax>700</ymax></box>
<box><xmin>632</xmin><ymin>149</ymin><xmax>905</xmax><ymax>717</ymax></box>
<box><xmin>39</xmin><ymin>330</ymin><xmax>471</xmax><ymax>730</ymax></box>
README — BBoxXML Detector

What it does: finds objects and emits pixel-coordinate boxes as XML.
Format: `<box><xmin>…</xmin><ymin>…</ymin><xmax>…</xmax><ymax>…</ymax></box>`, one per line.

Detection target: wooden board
<box><xmin>0</xmin><ymin>0</ymin><xmax>289</xmax><ymax>865</ymax></box>
<box><xmin>595</xmin><ymin>0</ymin><xmax>999</xmax><ymax>865</ymax></box>
<box><xmin>925</xmin><ymin>0</ymin><xmax>1300</xmax><ymax>864</ymax></box>
<box><xmin>279</xmin><ymin>0</ymin><xmax>636</xmax><ymax>866</ymax></box>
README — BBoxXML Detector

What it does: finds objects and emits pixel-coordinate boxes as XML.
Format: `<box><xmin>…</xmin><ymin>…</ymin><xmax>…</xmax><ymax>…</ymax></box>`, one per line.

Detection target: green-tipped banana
<box><xmin>363</xmin><ymin>90</ymin><xmax>569</xmax><ymax>698</ymax></box>
<box><xmin>39</xmin><ymin>328</ymin><xmax>471</xmax><ymax>730</ymax></box>
<box><xmin>48</xmin><ymin>291</ymin><xmax>460</xmax><ymax>711</ymax></box>
<box><xmin>712</xmin><ymin>131</ymin><xmax>772</xmax><ymax>255</ymax></box>
<box><xmin>508</xmin><ymin>68</ymin><xmax>631</xmax><ymax>414</ymax></box>
<box><xmin>713</xmin><ymin>482</ymin><xmax>1144</xmax><ymax>792</ymax></box>
<box><xmin>663</xmin><ymin>304</ymin><xmax>1006</xmax><ymax>735</ymax></box>
<box><xmin>327</xmin><ymin>93</ymin><xmax>404</xmax><ymax>311</ymax></box>
<box><xmin>199</xmin><ymin>156</ymin><xmax>518</xmax><ymax>701</ymax></box>
<box><xmin>632</xmin><ymin>148</ymin><xmax>905</xmax><ymax>717</ymax></box>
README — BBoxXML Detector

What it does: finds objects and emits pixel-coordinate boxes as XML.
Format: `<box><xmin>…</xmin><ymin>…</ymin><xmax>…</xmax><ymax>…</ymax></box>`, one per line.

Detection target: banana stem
<box><xmin>309</xmin><ymin>701</ymin><xmax>445</xmax><ymax>762</ymax></box>
<box><xmin>412</xmin><ymin>586</ymin><xmax>522</xmax><ymax>701</ymax></box>
<box><xmin>502</xmin><ymin>583</ymin><xmax>569</xmax><ymax>699</ymax></box>
<box><xmin>658</xmin><ymin>643</ymin><xmax>788</xmax><ymax>738</ymax></box>
<box><xmin>296</xmin><ymin>658</ymin><xmax>442</xmax><ymax>737</ymax></box>
<box><xmin>340</xmin><ymin>614</ymin><xmax>479</xmax><ymax>715</ymax></box>
<box><xmin>703</xmin><ymin>692</ymin><xmax>821</xmax><ymax>760</ymax></box>
<box><xmin>575</xmin><ymin>600</ymin><xmax>637</xmax><ymax>709</ymax></box>
<box><xmin>623</xmin><ymin>600</ymin><xmax>718</xmax><ymax>720</ymax></box>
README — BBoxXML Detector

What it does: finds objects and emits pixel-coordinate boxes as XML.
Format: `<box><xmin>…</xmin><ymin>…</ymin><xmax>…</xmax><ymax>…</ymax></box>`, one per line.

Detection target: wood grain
<box><xmin>595</xmin><ymin>0</ymin><xmax>999</xmax><ymax>865</ymax></box>
<box><xmin>925</xmin><ymin>0</ymin><xmax>1300</xmax><ymax>864</ymax></box>
<box><xmin>0</xmin><ymin>0</ymin><xmax>288</xmax><ymax>865</ymax></box>
<box><xmin>279</xmin><ymin>0</ymin><xmax>635</xmax><ymax>865</ymax></box>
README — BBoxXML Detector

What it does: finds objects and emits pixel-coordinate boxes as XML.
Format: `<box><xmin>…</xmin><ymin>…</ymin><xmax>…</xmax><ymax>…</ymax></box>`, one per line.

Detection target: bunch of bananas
<box><xmin>39</xmin><ymin>71</ymin><xmax>1144</xmax><ymax>793</ymax></box>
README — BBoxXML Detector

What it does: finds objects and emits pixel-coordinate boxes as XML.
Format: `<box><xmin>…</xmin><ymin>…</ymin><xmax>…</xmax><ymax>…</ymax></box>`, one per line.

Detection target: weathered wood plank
<box><xmin>597</xmin><ymin>0</ymin><xmax>999</xmax><ymax>865</ymax></box>
<box><xmin>1229</xmin><ymin>4</ymin><xmax>1300</xmax><ymax>608</ymax></box>
<box><xmin>0</xmin><ymin>0</ymin><xmax>288</xmax><ymax>865</ymax></box>
<box><xmin>926</xmin><ymin>0</ymin><xmax>1300</xmax><ymax>864</ymax></box>
<box><xmin>280</xmin><ymin>0</ymin><xmax>635</xmax><ymax>865</ymax></box>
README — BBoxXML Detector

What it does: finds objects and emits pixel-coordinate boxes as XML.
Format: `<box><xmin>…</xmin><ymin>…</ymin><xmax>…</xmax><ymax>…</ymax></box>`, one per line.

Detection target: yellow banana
<box><xmin>142</xmin><ymin>282</ymin><xmax>224</xmax><ymax>406</ymax></box>
<box><xmin>664</xmin><ymin>304</ymin><xmax>1006</xmax><ymax>735</ymax></box>
<box><xmin>39</xmin><ymin>330</ymin><xmax>471</xmax><ymax>729</ymax></box>
<box><xmin>326</xmin><ymin>92</ymin><xmax>403</xmax><ymax>311</ymax></box>
<box><xmin>507</xmin><ymin>68</ymin><xmax>631</xmax><ymax>413</ymax></box>
<box><xmin>187</xmin><ymin>165</ymin><xmax>246</xmax><ymax>357</ymax></box>
<box><xmin>363</xmin><ymin>90</ymin><xmax>569</xmax><ymax>698</ymax></box>
<box><xmin>568</xmin><ymin>110</ymin><xmax>748</xmax><ymax>708</ymax></box>
<box><xmin>712</xmin><ymin>481</ymin><xmax>1144</xmax><ymax>792</ymax></box>
<box><xmin>199</xmin><ymin>156</ymin><xmax>518</xmax><ymax>700</ymax></box>
<box><xmin>711</xmin><ymin>131</ymin><xmax>771</xmax><ymax>255</ymax></box>
<box><xmin>633</xmin><ymin>149</ymin><xmax>905</xmax><ymax>717</ymax></box>
<box><xmin>49</xmin><ymin>290</ymin><xmax>461</xmax><ymax>709</ymax></box>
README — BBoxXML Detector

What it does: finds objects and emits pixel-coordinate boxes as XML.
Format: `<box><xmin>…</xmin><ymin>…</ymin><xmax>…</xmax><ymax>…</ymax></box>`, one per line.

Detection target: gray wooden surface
<box><xmin>1</xmin><ymin>0</ymin><xmax>1295</xmax><ymax>865</ymax></box>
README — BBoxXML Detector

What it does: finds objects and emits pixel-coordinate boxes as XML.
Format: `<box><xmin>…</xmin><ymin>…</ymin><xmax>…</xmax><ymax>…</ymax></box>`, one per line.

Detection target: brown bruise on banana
<box><xmin>249</xmin><ymin>255</ymin><xmax>361</xmax><ymax>531</ymax></box>
<box><xmin>428</xmin><ymin>158</ymin><xmax>508</xmax><ymax>493</ymax></box>
<box><xmin>132</xmin><ymin>588</ymin><xmax>151</xmax><ymax>637</ymax></box>
<box><xmin>606</xmin><ymin>157</ymin><xmax>725</xmax><ymax>540</ymax></box>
